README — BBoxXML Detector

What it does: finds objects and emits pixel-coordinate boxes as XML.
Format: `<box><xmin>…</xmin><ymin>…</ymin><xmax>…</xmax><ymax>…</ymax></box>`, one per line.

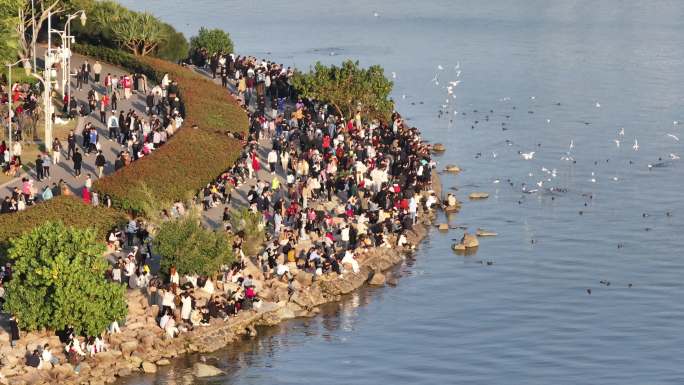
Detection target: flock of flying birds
<box><xmin>392</xmin><ymin>61</ymin><xmax>683</xmax><ymax>294</ymax></box>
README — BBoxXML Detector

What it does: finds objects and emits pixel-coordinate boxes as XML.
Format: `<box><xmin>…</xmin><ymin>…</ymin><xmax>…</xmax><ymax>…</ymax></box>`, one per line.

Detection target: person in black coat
<box><xmin>9</xmin><ymin>315</ymin><xmax>19</xmax><ymax>348</ymax></box>
<box><xmin>72</xmin><ymin>148</ymin><xmax>83</xmax><ymax>177</ymax></box>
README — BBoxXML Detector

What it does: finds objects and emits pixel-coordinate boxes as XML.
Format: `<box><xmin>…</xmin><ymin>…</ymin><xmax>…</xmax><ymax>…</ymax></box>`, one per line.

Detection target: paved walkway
<box><xmin>1</xmin><ymin>49</ymin><xmax>147</xmax><ymax>199</ymax></box>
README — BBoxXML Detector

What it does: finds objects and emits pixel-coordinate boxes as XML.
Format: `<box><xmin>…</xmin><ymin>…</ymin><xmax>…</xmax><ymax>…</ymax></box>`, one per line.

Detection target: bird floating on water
<box><xmin>391</xmin><ymin>71</ymin><xmax>396</xmax><ymax>79</ymax></box>
<box><xmin>619</xmin><ymin>127</ymin><xmax>625</xmax><ymax>136</ymax></box>
<box><xmin>595</xmin><ymin>102</ymin><xmax>601</xmax><ymax>108</ymax></box>
<box><xmin>633</xmin><ymin>138</ymin><xmax>639</xmax><ymax>151</ymax></box>
<box><xmin>373</xmin><ymin>11</ymin><xmax>379</xmax><ymax>17</ymax></box>
<box><xmin>437</xmin><ymin>64</ymin><xmax>444</xmax><ymax>70</ymax></box>
<box><xmin>521</xmin><ymin>151</ymin><xmax>535</xmax><ymax>160</ymax></box>
<box><xmin>670</xmin><ymin>153</ymin><xmax>680</xmax><ymax>160</ymax></box>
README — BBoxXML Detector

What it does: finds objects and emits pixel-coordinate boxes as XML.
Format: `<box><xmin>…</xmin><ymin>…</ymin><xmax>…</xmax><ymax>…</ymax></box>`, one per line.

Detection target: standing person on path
<box><xmin>52</xmin><ymin>138</ymin><xmax>62</xmax><ymax>165</ymax></box>
<box><xmin>35</xmin><ymin>154</ymin><xmax>44</xmax><ymax>181</ymax></box>
<box><xmin>72</xmin><ymin>148</ymin><xmax>82</xmax><ymax>177</ymax></box>
<box><xmin>93</xmin><ymin>61</ymin><xmax>102</xmax><ymax>84</ymax></box>
<box><xmin>100</xmin><ymin>94</ymin><xmax>109</xmax><ymax>124</ymax></box>
<box><xmin>82</xmin><ymin>60</ymin><xmax>91</xmax><ymax>84</ymax></box>
<box><xmin>268</xmin><ymin>148</ymin><xmax>278</xmax><ymax>174</ymax></box>
<box><xmin>111</xmin><ymin>90</ymin><xmax>118</xmax><ymax>111</ymax></box>
<box><xmin>84</xmin><ymin>174</ymin><xmax>92</xmax><ymax>191</ymax></box>
<box><xmin>107</xmin><ymin>112</ymin><xmax>119</xmax><ymax>140</ymax></box>
<box><xmin>42</xmin><ymin>152</ymin><xmax>51</xmax><ymax>179</ymax></box>
<box><xmin>67</xmin><ymin>130</ymin><xmax>76</xmax><ymax>160</ymax></box>
<box><xmin>95</xmin><ymin>151</ymin><xmax>106</xmax><ymax>178</ymax></box>
<box><xmin>104</xmin><ymin>73</ymin><xmax>112</xmax><ymax>94</ymax></box>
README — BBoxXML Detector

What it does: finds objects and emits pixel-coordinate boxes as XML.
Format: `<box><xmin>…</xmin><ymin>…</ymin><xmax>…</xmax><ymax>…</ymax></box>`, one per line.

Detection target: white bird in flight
<box><xmin>454</xmin><ymin>62</ymin><xmax>460</xmax><ymax>70</ymax></box>
<box><xmin>437</xmin><ymin>65</ymin><xmax>444</xmax><ymax>70</ymax></box>
<box><xmin>391</xmin><ymin>72</ymin><xmax>396</xmax><ymax>79</ymax></box>
<box><xmin>619</xmin><ymin>127</ymin><xmax>625</xmax><ymax>136</ymax></box>
<box><xmin>449</xmin><ymin>80</ymin><xmax>461</xmax><ymax>87</ymax></box>
<box><xmin>614</xmin><ymin>139</ymin><xmax>620</xmax><ymax>148</ymax></box>
<box><xmin>670</xmin><ymin>153</ymin><xmax>681</xmax><ymax>160</ymax></box>
<box><xmin>521</xmin><ymin>151</ymin><xmax>535</xmax><ymax>160</ymax></box>
<box><xmin>373</xmin><ymin>11</ymin><xmax>379</xmax><ymax>17</ymax></box>
<box><xmin>595</xmin><ymin>102</ymin><xmax>601</xmax><ymax>108</ymax></box>
<box><xmin>632</xmin><ymin>138</ymin><xmax>639</xmax><ymax>151</ymax></box>
<box><xmin>667</xmin><ymin>133</ymin><xmax>680</xmax><ymax>142</ymax></box>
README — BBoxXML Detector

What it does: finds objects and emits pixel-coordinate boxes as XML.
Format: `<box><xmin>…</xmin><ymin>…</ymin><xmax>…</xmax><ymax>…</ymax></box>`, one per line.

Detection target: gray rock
<box><xmin>192</xmin><ymin>362</ymin><xmax>224</xmax><ymax>378</ymax></box>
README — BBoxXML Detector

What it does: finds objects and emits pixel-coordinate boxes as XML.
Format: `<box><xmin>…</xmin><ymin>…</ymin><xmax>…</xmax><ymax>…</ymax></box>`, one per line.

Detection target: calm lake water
<box><xmin>118</xmin><ymin>1</ymin><xmax>684</xmax><ymax>384</ymax></box>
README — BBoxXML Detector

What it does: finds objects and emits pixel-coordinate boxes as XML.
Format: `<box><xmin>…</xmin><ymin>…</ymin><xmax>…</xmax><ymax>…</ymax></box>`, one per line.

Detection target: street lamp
<box><xmin>5</xmin><ymin>59</ymin><xmax>28</xmax><ymax>160</ymax></box>
<box><xmin>63</xmin><ymin>10</ymin><xmax>86</xmax><ymax>102</ymax></box>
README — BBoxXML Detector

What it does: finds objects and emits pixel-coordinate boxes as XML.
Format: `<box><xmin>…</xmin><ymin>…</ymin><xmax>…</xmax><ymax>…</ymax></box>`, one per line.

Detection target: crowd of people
<box><xmin>0</xmin><ymin>58</ymin><xmax>185</xmax><ymax>214</ymax></box>
<box><xmin>1</xmin><ymin>48</ymin><xmax>438</xmax><ymax>377</ymax></box>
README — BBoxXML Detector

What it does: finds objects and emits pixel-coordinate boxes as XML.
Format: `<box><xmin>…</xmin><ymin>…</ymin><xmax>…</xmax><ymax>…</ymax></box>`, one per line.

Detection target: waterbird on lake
<box><xmin>633</xmin><ymin>138</ymin><xmax>639</xmax><ymax>151</ymax></box>
<box><xmin>670</xmin><ymin>153</ymin><xmax>680</xmax><ymax>160</ymax></box>
<box><xmin>614</xmin><ymin>139</ymin><xmax>620</xmax><ymax>148</ymax></box>
<box><xmin>520</xmin><ymin>151</ymin><xmax>535</xmax><ymax>160</ymax></box>
<box><xmin>667</xmin><ymin>133</ymin><xmax>680</xmax><ymax>141</ymax></box>
<box><xmin>373</xmin><ymin>11</ymin><xmax>379</xmax><ymax>17</ymax></box>
<box><xmin>619</xmin><ymin>127</ymin><xmax>625</xmax><ymax>136</ymax></box>
<box><xmin>587</xmin><ymin>289</ymin><xmax>591</xmax><ymax>295</ymax></box>
<box><xmin>437</xmin><ymin>64</ymin><xmax>444</xmax><ymax>70</ymax></box>
<box><xmin>391</xmin><ymin>71</ymin><xmax>396</xmax><ymax>79</ymax></box>
<box><xmin>595</xmin><ymin>102</ymin><xmax>601</xmax><ymax>108</ymax></box>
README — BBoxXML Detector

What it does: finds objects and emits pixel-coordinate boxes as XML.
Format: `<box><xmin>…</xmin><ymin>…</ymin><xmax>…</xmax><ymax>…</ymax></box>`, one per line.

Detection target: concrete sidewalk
<box><xmin>1</xmin><ymin>50</ymin><xmax>148</xmax><ymax>199</ymax></box>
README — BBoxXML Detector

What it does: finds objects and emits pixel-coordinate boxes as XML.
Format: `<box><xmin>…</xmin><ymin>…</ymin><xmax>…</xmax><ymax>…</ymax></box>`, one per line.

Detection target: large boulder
<box><xmin>369</xmin><ymin>273</ymin><xmax>386</xmax><ymax>286</ymax></box>
<box><xmin>469</xmin><ymin>192</ymin><xmax>489</xmax><ymax>200</ymax></box>
<box><xmin>462</xmin><ymin>233</ymin><xmax>479</xmax><ymax>248</ymax></box>
<box><xmin>156</xmin><ymin>359</ymin><xmax>171</xmax><ymax>366</ymax></box>
<box><xmin>141</xmin><ymin>361</ymin><xmax>157</xmax><ymax>374</ymax></box>
<box><xmin>476</xmin><ymin>228</ymin><xmax>497</xmax><ymax>237</ymax></box>
<box><xmin>432</xmin><ymin>143</ymin><xmax>446</xmax><ymax>153</ymax></box>
<box><xmin>119</xmin><ymin>341</ymin><xmax>139</xmax><ymax>358</ymax></box>
<box><xmin>438</xmin><ymin>223</ymin><xmax>449</xmax><ymax>232</ymax></box>
<box><xmin>192</xmin><ymin>363</ymin><xmax>224</xmax><ymax>378</ymax></box>
<box><xmin>444</xmin><ymin>164</ymin><xmax>461</xmax><ymax>173</ymax></box>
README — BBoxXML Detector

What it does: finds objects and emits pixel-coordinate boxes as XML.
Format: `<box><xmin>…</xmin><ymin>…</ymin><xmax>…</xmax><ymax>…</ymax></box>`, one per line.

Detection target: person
<box><xmin>52</xmin><ymin>137</ymin><xmax>62</xmax><ymax>165</ymax></box>
<box><xmin>26</xmin><ymin>349</ymin><xmax>41</xmax><ymax>368</ymax></box>
<box><xmin>93</xmin><ymin>60</ymin><xmax>102</xmax><ymax>83</ymax></box>
<box><xmin>42</xmin><ymin>152</ymin><xmax>51</xmax><ymax>179</ymax></box>
<box><xmin>35</xmin><ymin>154</ymin><xmax>44</xmax><ymax>181</ymax></box>
<box><xmin>267</xmin><ymin>148</ymin><xmax>278</xmax><ymax>174</ymax></box>
<box><xmin>82</xmin><ymin>186</ymin><xmax>91</xmax><ymax>204</ymax></box>
<box><xmin>41</xmin><ymin>344</ymin><xmax>60</xmax><ymax>368</ymax></box>
<box><xmin>67</xmin><ymin>130</ymin><xmax>76</xmax><ymax>160</ymax></box>
<box><xmin>95</xmin><ymin>151</ymin><xmax>106</xmax><ymax>178</ymax></box>
<box><xmin>9</xmin><ymin>315</ymin><xmax>19</xmax><ymax>348</ymax></box>
<box><xmin>126</xmin><ymin>219</ymin><xmax>137</xmax><ymax>248</ymax></box>
<box><xmin>42</xmin><ymin>185</ymin><xmax>53</xmax><ymax>201</ymax></box>
<box><xmin>107</xmin><ymin>112</ymin><xmax>119</xmax><ymax>140</ymax></box>
<box><xmin>72</xmin><ymin>148</ymin><xmax>82</xmax><ymax>177</ymax></box>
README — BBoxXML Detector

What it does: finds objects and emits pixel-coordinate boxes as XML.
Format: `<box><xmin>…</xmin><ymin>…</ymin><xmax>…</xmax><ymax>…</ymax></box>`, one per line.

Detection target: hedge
<box><xmin>74</xmin><ymin>44</ymin><xmax>249</xmax><ymax>213</ymax></box>
<box><xmin>0</xmin><ymin>196</ymin><xmax>127</xmax><ymax>256</ymax></box>
<box><xmin>93</xmin><ymin>128</ymin><xmax>244</xmax><ymax>213</ymax></box>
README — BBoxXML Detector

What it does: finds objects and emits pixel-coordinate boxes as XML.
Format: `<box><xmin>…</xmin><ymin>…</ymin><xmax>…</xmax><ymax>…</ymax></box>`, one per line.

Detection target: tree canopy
<box><xmin>154</xmin><ymin>214</ymin><xmax>234</xmax><ymax>278</ymax></box>
<box><xmin>291</xmin><ymin>60</ymin><xmax>394</xmax><ymax>121</ymax></box>
<box><xmin>4</xmin><ymin>222</ymin><xmax>127</xmax><ymax>336</ymax></box>
<box><xmin>0</xmin><ymin>0</ymin><xmax>25</xmax><ymax>64</ymax></box>
<box><xmin>190</xmin><ymin>27</ymin><xmax>233</xmax><ymax>55</ymax></box>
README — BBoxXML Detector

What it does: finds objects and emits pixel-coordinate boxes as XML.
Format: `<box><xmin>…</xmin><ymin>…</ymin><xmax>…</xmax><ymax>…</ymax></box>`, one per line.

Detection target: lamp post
<box><xmin>6</xmin><ymin>59</ymin><xmax>27</xmax><ymax>160</ymax></box>
<box><xmin>63</xmin><ymin>10</ymin><xmax>86</xmax><ymax>101</ymax></box>
<box><xmin>31</xmin><ymin>0</ymin><xmax>36</xmax><ymax>72</ymax></box>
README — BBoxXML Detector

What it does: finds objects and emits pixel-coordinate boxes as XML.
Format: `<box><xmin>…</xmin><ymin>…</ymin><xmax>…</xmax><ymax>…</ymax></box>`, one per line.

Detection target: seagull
<box><xmin>521</xmin><ymin>151</ymin><xmax>535</xmax><ymax>160</ymax></box>
<box><xmin>537</xmin><ymin>181</ymin><xmax>543</xmax><ymax>187</ymax></box>
<box><xmin>670</xmin><ymin>153</ymin><xmax>681</xmax><ymax>160</ymax></box>
<box><xmin>391</xmin><ymin>71</ymin><xmax>396</xmax><ymax>79</ymax></box>
<box><xmin>595</xmin><ymin>102</ymin><xmax>601</xmax><ymax>108</ymax></box>
<box><xmin>633</xmin><ymin>138</ymin><xmax>639</xmax><ymax>151</ymax></box>
<box><xmin>373</xmin><ymin>11</ymin><xmax>379</xmax><ymax>17</ymax></box>
<box><xmin>674</xmin><ymin>121</ymin><xmax>679</xmax><ymax>125</ymax></box>
<box><xmin>546</xmin><ymin>119</ymin><xmax>551</xmax><ymax>124</ymax></box>
<box><xmin>401</xmin><ymin>94</ymin><xmax>406</xmax><ymax>99</ymax></box>
<box><xmin>667</xmin><ymin>133</ymin><xmax>680</xmax><ymax>142</ymax></box>
<box><xmin>437</xmin><ymin>65</ymin><xmax>444</xmax><ymax>70</ymax></box>
<box><xmin>612</xmin><ymin>176</ymin><xmax>619</xmax><ymax>181</ymax></box>
<box><xmin>454</xmin><ymin>61</ymin><xmax>460</xmax><ymax>70</ymax></box>
<box><xmin>455</xmin><ymin>70</ymin><xmax>462</xmax><ymax>78</ymax></box>
<box><xmin>449</xmin><ymin>80</ymin><xmax>461</xmax><ymax>87</ymax></box>
<box><xmin>569</xmin><ymin>140</ymin><xmax>575</xmax><ymax>150</ymax></box>
<box><xmin>614</xmin><ymin>139</ymin><xmax>620</xmax><ymax>148</ymax></box>
<box><xmin>619</xmin><ymin>127</ymin><xmax>625</xmax><ymax>136</ymax></box>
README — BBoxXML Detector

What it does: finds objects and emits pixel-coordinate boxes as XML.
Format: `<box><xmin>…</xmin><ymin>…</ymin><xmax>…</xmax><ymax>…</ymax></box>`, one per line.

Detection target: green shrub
<box><xmin>156</xmin><ymin>23</ymin><xmax>189</xmax><ymax>62</ymax></box>
<box><xmin>0</xmin><ymin>195</ymin><xmax>127</xmax><ymax>257</ymax></box>
<box><xmin>93</xmin><ymin>128</ymin><xmax>243</xmax><ymax>213</ymax></box>
<box><xmin>154</xmin><ymin>214</ymin><xmax>234</xmax><ymax>278</ymax></box>
<box><xmin>4</xmin><ymin>222</ymin><xmax>128</xmax><ymax>336</ymax></box>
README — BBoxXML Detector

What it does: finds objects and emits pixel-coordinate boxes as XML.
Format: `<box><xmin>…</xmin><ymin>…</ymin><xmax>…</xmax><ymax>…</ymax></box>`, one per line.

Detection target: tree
<box><xmin>230</xmin><ymin>208</ymin><xmax>265</xmax><ymax>257</ymax></box>
<box><xmin>156</xmin><ymin>22</ymin><xmax>188</xmax><ymax>62</ymax></box>
<box><xmin>189</xmin><ymin>27</ymin><xmax>233</xmax><ymax>55</ymax></box>
<box><xmin>291</xmin><ymin>60</ymin><xmax>394</xmax><ymax>121</ymax></box>
<box><xmin>0</xmin><ymin>0</ymin><xmax>25</xmax><ymax>64</ymax></box>
<box><xmin>111</xmin><ymin>11</ymin><xmax>164</xmax><ymax>56</ymax></box>
<box><xmin>4</xmin><ymin>222</ymin><xmax>127</xmax><ymax>336</ymax></box>
<box><xmin>154</xmin><ymin>214</ymin><xmax>234</xmax><ymax>278</ymax></box>
<box><xmin>14</xmin><ymin>0</ymin><xmax>64</xmax><ymax>73</ymax></box>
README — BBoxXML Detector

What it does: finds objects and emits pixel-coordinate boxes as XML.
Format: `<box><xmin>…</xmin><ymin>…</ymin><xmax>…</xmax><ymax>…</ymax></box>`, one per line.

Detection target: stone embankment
<box><xmin>0</xmin><ymin>174</ymin><xmax>441</xmax><ymax>385</ymax></box>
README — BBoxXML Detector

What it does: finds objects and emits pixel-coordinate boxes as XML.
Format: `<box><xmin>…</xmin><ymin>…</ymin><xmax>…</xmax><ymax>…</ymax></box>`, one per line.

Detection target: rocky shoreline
<box><xmin>0</xmin><ymin>172</ymin><xmax>442</xmax><ymax>385</ymax></box>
